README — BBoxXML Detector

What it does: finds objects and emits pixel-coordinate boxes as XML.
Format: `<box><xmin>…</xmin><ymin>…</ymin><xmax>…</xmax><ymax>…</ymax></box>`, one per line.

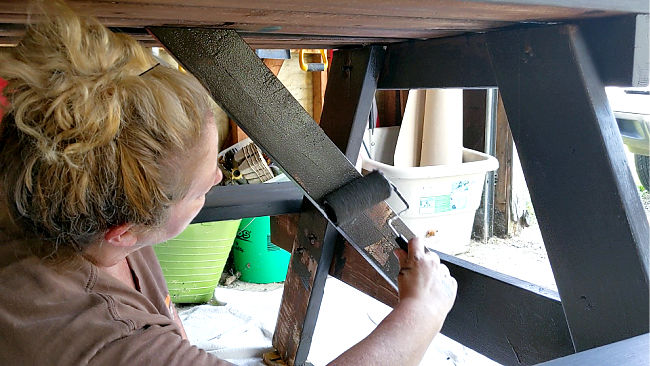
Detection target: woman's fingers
<box><xmin>407</xmin><ymin>237</ymin><xmax>424</xmax><ymax>261</ymax></box>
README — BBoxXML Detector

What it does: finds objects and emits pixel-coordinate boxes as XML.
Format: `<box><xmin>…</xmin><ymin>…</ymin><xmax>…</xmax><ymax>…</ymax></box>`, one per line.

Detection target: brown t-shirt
<box><xmin>0</xmin><ymin>236</ymin><xmax>230</xmax><ymax>365</ymax></box>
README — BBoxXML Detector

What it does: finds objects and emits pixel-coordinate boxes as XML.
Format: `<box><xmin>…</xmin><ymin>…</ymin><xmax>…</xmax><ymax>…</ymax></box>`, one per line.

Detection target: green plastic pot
<box><xmin>233</xmin><ymin>216</ymin><xmax>290</xmax><ymax>283</ymax></box>
<box><xmin>153</xmin><ymin>220</ymin><xmax>240</xmax><ymax>304</ymax></box>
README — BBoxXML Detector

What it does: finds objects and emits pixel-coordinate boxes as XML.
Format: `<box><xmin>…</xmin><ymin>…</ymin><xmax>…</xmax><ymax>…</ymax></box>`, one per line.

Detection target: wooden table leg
<box><xmin>273</xmin><ymin>47</ymin><xmax>384</xmax><ymax>365</ymax></box>
<box><xmin>487</xmin><ymin>24</ymin><xmax>649</xmax><ymax>352</ymax></box>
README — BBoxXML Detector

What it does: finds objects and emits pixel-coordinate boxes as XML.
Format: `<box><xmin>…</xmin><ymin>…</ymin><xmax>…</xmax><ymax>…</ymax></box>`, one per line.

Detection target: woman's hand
<box><xmin>327</xmin><ymin>238</ymin><xmax>458</xmax><ymax>366</ymax></box>
<box><xmin>394</xmin><ymin>237</ymin><xmax>457</xmax><ymax>320</ymax></box>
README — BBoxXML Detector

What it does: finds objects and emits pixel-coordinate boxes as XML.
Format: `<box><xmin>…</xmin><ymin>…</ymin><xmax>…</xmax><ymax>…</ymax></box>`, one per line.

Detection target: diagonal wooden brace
<box><xmin>148</xmin><ymin>27</ymin><xmax>408</xmax><ymax>288</ymax></box>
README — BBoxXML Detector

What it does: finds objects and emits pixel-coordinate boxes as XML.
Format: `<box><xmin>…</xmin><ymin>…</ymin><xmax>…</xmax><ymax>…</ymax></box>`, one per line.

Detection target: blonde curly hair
<box><xmin>0</xmin><ymin>1</ymin><xmax>213</xmax><ymax>256</ymax></box>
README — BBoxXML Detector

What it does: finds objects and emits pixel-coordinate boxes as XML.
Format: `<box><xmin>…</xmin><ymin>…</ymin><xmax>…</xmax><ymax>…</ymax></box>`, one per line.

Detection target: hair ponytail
<box><xmin>0</xmin><ymin>0</ymin><xmax>212</xmax><ymax>257</ymax></box>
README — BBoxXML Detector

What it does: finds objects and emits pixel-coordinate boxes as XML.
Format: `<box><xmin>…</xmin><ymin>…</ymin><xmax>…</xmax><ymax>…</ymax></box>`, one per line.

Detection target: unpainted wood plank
<box><xmin>311</xmin><ymin>70</ymin><xmax>327</xmax><ymax>124</ymax></box>
<box><xmin>0</xmin><ymin>19</ymin><xmax>472</xmax><ymax>45</ymax></box>
<box><xmin>487</xmin><ymin>23</ymin><xmax>649</xmax><ymax>351</ymax></box>
<box><xmin>60</xmin><ymin>0</ymin><xmax>630</xmax><ymax>22</ymax></box>
<box><xmin>494</xmin><ymin>95</ymin><xmax>515</xmax><ymax>236</ymax></box>
<box><xmin>264</xmin><ymin>58</ymin><xmax>285</xmax><ymax>76</ymax></box>
<box><xmin>273</xmin><ymin>202</ymin><xmax>339</xmax><ymax>365</ymax></box>
<box><xmin>0</xmin><ymin>2</ymin><xmax>509</xmax><ymax>32</ymax></box>
<box><xmin>0</xmin><ymin>0</ymin><xmax>633</xmax><ymax>48</ymax></box>
<box><xmin>270</xmin><ymin>214</ymin><xmax>300</xmax><ymax>253</ymax></box>
<box><xmin>465</xmin><ymin>0</ymin><xmax>648</xmax><ymax>14</ymax></box>
<box><xmin>329</xmin><ymin>241</ymin><xmax>399</xmax><ymax>307</ymax></box>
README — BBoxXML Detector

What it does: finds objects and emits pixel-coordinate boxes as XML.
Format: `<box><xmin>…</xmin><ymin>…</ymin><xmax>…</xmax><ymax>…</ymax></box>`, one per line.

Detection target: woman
<box><xmin>0</xmin><ymin>1</ymin><xmax>457</xmax><ymax>365</ymax></box>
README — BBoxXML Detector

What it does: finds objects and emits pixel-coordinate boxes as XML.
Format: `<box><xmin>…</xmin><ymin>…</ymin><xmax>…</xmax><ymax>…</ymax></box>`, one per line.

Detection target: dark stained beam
<box><xmin>378</xmin><ymin>15</ymin><xmax>649</xmax><ymax>89</ymax></box>
<box><xmin>193</xmin><ymin>182</ymin><xmax>303</xmax><ymax>222</ymax></box>
<box><xmin>487</xmin><ymin>23</ymin><xmax>649</xmax><ymax>352</ymax></box>
<box><xmin>378</xmin><ymin>31</ymin><xmax>496</xmax><ymax>89</ymax></box>
<box><xmin>149</xmin><ymin>26</ymin><xmax>408</xmax><ymax>291</ymax></box>
<box><xmin>441</xmin><ymin>254</ymin><xmax>574</xmax><ymax>365</ymax></box>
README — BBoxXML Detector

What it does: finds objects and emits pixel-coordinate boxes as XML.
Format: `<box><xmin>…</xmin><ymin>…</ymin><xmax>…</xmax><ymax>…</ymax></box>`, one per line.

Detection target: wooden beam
<box><xmin>578</xmin><ymin>14</ymin><xmax>649</xmax><ymax>88</ymax></box>
<box><xmin>378</xmin><ymin>15</ymin><xmax>649</xmax><ymax>88</ymax></box>
<box><xmin>465</xmin><ymin>0</ymin><xmax>649</xmax><ymax>13</ymax></box>
<box><xmin>0</xmin><ymin>0</ymin><xmax>637</xmax><ymax>48</ymax></box>
<box><xmin>487</xmin><ymin>23</ymin><xmax>649</xmax><ymax>352</ymax></box>
<box><xmin>263</xmin><ymin>58</ymin><xmax>285</xmax><ymax>76</ymax></box>
<box><xmin>273</xmin><ymin>202</ymin><xmax>341</xmax><ymax>366</ymax></box>
<box><xmin>441</xmin><ymin>254</ymin><xmax>573</xmax><ymax>365</ymax></box>
<box><xmin>270</xmin><ymin>214</ymin><xmax>300</xmax><ymax>253</ymax></box>
<box><xmin>273</xmin><ymin>47</ymin><xmax>384</xmax><ymax>365</ymax></box>
<box><xmin>462</xmin><ymin>89</ymin><xmax>487</xmax><ymax>152</ymax></box>
<box><xmin>494</xmin><ymin>95</ymin><xmax>516</xmax><ymax>237</ymax></box>
<box><xmin>311</xmin><ymin>69</ymin><xmax>327</xmax><ymax>124</ymax></box>
<box><xmin>194</xmin><ymin>182</ymin><xmax>303</xmax><ymax>222</ymax></box>
<box><xmin>329</xmin><ymin>242</ymin><xmax>399</xmax><ymax>307</ymax></box>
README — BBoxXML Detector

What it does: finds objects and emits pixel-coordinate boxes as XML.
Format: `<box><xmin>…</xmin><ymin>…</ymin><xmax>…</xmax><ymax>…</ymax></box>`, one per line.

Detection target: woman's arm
<box><xmin>328</xmin><ymin>238</ymin><xmax>457</xmax><ymax>366</ymax></box>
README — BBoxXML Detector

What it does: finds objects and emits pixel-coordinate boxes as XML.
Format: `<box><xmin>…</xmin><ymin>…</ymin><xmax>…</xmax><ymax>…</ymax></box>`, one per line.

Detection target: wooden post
<box><xmin>494</xmin><ymin>95</ymin><xmax>516</xmax><ymax>237</ymax></box>
<box><xmin>273</xmin><ymin>47</ymin><xmax>384</xmax><ymax>365</ymax></box>
<box><xmin>312</xmin><ymin>69</ymin><xmax>327</xmax><ymax>123</ymax></box>
<box><xmin>487</xmin><ymin>24</ymin><xmax>649</xmax><ymax>351</ymax></box>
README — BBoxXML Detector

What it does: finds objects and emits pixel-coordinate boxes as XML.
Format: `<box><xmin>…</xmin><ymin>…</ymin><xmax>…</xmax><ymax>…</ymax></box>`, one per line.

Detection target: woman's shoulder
<box><xmin>0</xmin><ymin>245</ymin><xmax>181</xmax><ymax>364</ymax></box>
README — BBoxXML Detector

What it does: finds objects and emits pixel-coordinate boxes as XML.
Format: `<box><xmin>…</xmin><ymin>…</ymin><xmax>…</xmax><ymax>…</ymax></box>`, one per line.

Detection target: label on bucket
<box><xmin>419</xmin><ymin>180</ymin><xmax>469</xmax><ymax>214</ymax></box>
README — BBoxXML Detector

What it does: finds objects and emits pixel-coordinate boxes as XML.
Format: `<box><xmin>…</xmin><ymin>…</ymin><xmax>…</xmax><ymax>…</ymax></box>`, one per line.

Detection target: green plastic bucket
<box><xmin>233</xmin><ymin>216</ymin><xmax>291</xmax><ymax>283</ymax></box>
<box><xmin>154</xmin><ymin>220</ymin><xmax>240</xmax><ymax>304</ymax></box>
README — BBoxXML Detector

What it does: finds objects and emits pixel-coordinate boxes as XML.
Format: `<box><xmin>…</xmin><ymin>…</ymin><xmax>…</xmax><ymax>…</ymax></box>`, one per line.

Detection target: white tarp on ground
<box><xmin>180</xmin><ymin>277</ymin><xmax>499</xmax><ymax>366</ymax></box>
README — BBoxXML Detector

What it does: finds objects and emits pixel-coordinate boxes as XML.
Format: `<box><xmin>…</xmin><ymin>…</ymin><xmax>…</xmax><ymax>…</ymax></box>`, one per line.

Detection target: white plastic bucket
<box><xmin>362</xmin><ymin>147</ymin><xmax>498</xmax><ymax>254</ymax></box>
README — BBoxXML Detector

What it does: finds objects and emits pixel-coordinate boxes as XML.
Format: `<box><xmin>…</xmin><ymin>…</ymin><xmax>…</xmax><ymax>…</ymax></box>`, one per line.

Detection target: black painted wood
<box><xmin>275</xmin><ymin>47</ymin><xmax>385</xmax><ymax>365</ymax></box>
<box><xmin>538</xmin><ymin>333</ymin><xmax>649</xmax><ymax>366</ymax></box>
<box><xmin>379</xmin><ymin>32</ymin><xmax>496</xmax><ymax>89</ymax></box>
<box><xmin>192</xmin><ymin>182</ymin><xmax>303</xmax><ymax>222</ymax></box>
<box><xmin>440</xmin><ymin>254</ymin><xmax>574</xmax><ymax>365</ymax></box>
<box><xmin>578</xmin><ymin>14</ymin><xmax>649</xmax><ymax>87</ymax></box>
<box><xmin>149</xmin><ymin>26</ymin><xmax>406</xmax><ymax>288</ymax></box>
<box><xmin>487</xmin><ymin>24</ymin><xmax>650</xmax><ymax>352</ymax></box>
<box><xmin>378</xmin><ymin>15</ymin><xmax>649</xmax><ymax>89</ymax></box>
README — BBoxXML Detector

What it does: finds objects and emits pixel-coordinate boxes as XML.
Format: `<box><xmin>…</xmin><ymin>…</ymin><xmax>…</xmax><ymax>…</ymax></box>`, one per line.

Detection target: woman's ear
<box><xmin>104</xmin><ymin>223</ymin><xmax>138</xmax><ymax>248</ymax></box>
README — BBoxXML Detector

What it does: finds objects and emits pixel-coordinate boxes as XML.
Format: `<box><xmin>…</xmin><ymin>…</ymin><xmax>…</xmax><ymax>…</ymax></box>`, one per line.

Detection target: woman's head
<box><xmin>0</xmin><ymin>1</ymin><xmax>215</xmax><ymax>258</ymax></box>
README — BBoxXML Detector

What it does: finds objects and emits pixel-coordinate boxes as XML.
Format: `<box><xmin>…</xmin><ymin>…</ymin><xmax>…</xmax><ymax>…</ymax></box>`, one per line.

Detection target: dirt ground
<box><xmin>458</xmin><ymin>189</ymin><xmax>650</xmax><ymax>292</ymax></box>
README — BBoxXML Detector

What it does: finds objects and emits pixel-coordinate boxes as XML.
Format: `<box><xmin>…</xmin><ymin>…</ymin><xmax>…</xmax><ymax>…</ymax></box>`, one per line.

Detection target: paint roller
<box><xmin>321</xmin><ymin>170</ymin><xmax>410</xmax><ymax>251</ymax></box>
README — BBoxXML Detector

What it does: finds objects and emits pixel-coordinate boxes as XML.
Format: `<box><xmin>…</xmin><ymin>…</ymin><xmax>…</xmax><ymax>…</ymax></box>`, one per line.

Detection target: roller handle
<box><xmin>395</xmin><ymin>235</ymin><xmax>409</xmax><ymax>252</ymax></box>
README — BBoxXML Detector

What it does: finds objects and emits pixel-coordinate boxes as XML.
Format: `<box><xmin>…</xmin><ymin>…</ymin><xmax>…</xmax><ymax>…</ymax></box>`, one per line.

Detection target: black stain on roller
<box><xmin>322</xmin><ymin>170</ymin><xmax>392</xmax><ymax>225</ymax></box>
